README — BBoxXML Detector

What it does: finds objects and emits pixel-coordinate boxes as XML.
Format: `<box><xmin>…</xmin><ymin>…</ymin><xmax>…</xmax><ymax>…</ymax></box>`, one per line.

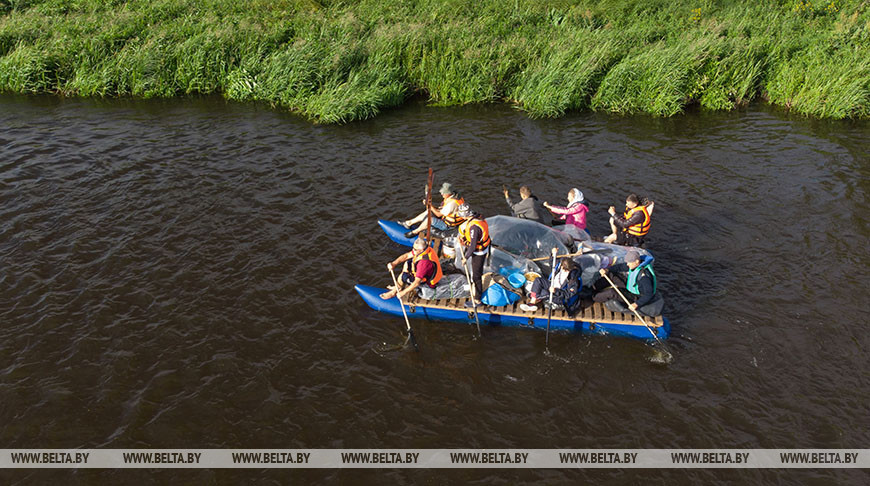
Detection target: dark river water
<box><xmin>1</xmin><ymin>94</ymin><xmax>868</xmax><ymax>483</ymax></box>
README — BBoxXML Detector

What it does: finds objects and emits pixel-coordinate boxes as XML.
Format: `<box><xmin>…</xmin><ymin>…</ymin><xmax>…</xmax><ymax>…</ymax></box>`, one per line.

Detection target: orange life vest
<box><xmin>441</xmin><ymin>195</ymin><xmax>466</xmax><ymax>227</ymax></box>
<box><xmin>624</xmin><ymin>205</ymin><xmax>651</xmax><ymax>236</ymax></box>
<box><xmin>412</xmin><ymin>246</ymin><xmax>443</xmax><ymax>286</ymax></box>
<box><xmin>459</xmin><ymin>218</ymin><xmax>491</xmax><ymax>252</ymax></box>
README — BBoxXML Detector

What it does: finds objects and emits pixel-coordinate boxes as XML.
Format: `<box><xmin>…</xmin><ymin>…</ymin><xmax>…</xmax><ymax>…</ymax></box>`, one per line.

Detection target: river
<box><xmin>0</xmin><ymin>94</ymin><xmax>868</xmax><ymax>483</ymax></box>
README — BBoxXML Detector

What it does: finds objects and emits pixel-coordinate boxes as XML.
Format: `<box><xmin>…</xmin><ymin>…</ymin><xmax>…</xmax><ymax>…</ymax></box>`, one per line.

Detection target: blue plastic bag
<box><xmin>482</xmin><ymin>283</ymin><xmax>521</xmax><ymax>307</ymax></box>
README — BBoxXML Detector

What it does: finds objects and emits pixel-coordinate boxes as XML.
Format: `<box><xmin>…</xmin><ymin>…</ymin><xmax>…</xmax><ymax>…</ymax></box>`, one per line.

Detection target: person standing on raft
<box><xmin>401</xmin><ymin>182</ymin><xmax>465</xmax><ymax>239</ymax></box>
<box><xmin>457</xmin><ymin>204</ymin><xmax>490</xmax><ymax>308</ymax></box>
<box><xmin>605</xmin><ymin>193</ymin><xmax>652</xmax><ymax>247</ymax></box>
<box><xmin>380</xmin><ymin>237</ymin><xmax>443</xmax><ymax>301</ymax></box>
<box><xmin>592</xmin><ymin>249</ymin><xmax>664</xmax><ymax>317</ymax></box>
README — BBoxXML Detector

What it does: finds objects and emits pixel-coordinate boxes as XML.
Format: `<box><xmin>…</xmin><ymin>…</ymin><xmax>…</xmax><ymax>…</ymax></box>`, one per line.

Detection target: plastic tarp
<box><xmin>418</xmin><ymin>273</ymin><xmax>470</xmax><ymax>300</ymax></box>
<box><xmin>447</xmin><ymin>237</ymin><xmax>541</xmax><ymax>278</ymax></box>
<box><xmin>485</xmin><ymin>215</ymin><xmax>573</xmax><ymax>260</ymax></box>
<box><xmin>573</xmin><ymin>243</ymin><xmax>653</xmax><ymax>287</ymax></box>
<box><xmin>556</xmin><ymin>224</ymin><xmax>591</xmax><ymax>244</ymax></box>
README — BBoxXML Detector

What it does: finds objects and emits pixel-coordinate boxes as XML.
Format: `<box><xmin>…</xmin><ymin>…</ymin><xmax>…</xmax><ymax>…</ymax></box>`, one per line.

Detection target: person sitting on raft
<box><xmin>604</xmin><ymin>193</ymin><xmax>653</xmax><ymax>247</ymax></box>
<box><xmin>380</xmin><ymin>237</ymin><xmax>443</xmax><ymax>301</ymax></box>
<box><xmin>520</xmin><ymin>257</ymin><xmax>582</xmax><ymax>312</ymax></box>
<box><xmin>401</xmin><ymin>182</ymin><xmax>465</xmax><ymax>238</ymax></box>
<box><xmin>592</xmin><ymin>249</ymin><xmax>663</xmax><ymax>317</ymax></box>
<box><xmin>543</xmin><ymin>188</ymin><xmax>589</xmax><ymax>235</ymax></box>
<box><xmin>504</xmin><ymin>185</ymin><xmax>547</xmax><ymax>225</ymax></box>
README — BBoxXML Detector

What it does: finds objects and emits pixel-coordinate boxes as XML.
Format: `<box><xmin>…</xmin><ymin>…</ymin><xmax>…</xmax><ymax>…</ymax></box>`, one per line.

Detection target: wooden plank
<box><xmin>383</xmin><ymin>292</ymin><xmax>667</xmax><ymax>328</ymax></box>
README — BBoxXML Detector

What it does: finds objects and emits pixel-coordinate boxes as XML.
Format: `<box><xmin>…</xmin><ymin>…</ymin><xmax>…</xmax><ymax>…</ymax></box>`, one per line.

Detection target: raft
<box><xmin>355</xmin><ymin>284</ymin><xmax>670</xmax><ymax>341</ymax></box>
<box><xmin>378</xmin><ymin>219</ymin><xmax>417</xmax><ymax>246</ymax></box>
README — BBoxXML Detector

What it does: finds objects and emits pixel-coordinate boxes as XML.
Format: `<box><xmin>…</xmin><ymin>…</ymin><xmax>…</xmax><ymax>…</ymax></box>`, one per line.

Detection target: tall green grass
<box><xmin>0</xmin><ymin>0</ymin><xmax>867</xmax><ymax>122</ymax></box>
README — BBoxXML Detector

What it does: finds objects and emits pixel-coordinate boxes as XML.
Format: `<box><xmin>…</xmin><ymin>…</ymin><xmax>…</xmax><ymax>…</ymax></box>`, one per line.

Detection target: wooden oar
<box><xmin>544</xmin><ymin>247</ymin><xmax>558</xmax><ymax>352</ymax></box>
<box><xmin>461</xmin><ymin>256</ymin><xmax>482</xmax><ymax>338</ymax></box>
<box><xmin>424</xmin><ymin>167</ymin><xmax>434</xmax><ymax>245</ymax></box>
<box><xmin>531</xmin><ymin>249</ymin><xmax>585</xmax><ymax>262</ymax></box>
<box><xmin>530</xmin><ymin>242</ymin><xmax>600</xmax><ymax>262</ymax></box>
<box><xmin>389</xmin><ymin>265</ymin><xmax>418</xmax><ymax>351</ymax></box>
<box><xmin>600</xmin><ymin>271</ymin><xmax>671</xmax><ymax>357</ymax></box>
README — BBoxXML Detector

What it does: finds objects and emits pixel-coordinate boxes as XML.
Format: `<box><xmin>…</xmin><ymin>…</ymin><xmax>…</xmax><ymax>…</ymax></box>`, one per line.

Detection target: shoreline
<box><xmin>1</xmin><ymin>0</ymin><xmax>867</xmax><ymax>123</ymax></box>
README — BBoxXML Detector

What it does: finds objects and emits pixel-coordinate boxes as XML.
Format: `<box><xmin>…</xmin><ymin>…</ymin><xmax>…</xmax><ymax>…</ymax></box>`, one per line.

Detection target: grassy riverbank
<box><xmin>1</xmin><ymin>0</ymin><xmax>868</xmax><ymax>122</ymax></box>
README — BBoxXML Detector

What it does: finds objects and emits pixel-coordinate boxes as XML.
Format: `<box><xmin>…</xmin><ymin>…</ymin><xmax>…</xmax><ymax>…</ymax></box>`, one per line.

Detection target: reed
<box><xmin>0</xmin><ymin>0</ymin><xmax>867</xmax><ymax>122</ymax></box>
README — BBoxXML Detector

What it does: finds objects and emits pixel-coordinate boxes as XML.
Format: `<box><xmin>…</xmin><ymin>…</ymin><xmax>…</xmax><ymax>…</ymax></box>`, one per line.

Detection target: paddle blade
<box><xmin>407</xmin><ymin>329</ymin><xmax>419</xmax><ymax>351</ymax></box>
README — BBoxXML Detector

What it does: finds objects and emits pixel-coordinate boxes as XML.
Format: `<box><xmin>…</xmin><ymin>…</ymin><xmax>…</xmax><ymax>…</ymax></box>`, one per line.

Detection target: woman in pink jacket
<box><xmin>544</xmin><ymin>188</ymin><xmax>589</xmax><ymax>234</ymax></box>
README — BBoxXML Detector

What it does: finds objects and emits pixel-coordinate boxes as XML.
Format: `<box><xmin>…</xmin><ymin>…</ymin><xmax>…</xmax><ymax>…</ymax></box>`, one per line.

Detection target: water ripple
<box><xmin>0</xmin><ymin>95</ymin><xmax>868</xmax><ymax>482</ymax></box>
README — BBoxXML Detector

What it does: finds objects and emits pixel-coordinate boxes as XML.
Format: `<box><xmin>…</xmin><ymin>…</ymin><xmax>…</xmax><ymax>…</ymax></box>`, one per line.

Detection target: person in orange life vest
<box><xmin>606</xmin><ymin>193</ymin><xmax>652</xmax><ymax>247</ymax></box>
<box><xmin>401</xmin><ymin>182</ymin><xmax>465</xmax><ymax>238</ymax></box>
<box><xmin>457</xmin><ymin>204</ymin><xmax>491</xmax><ymax>308</ymax></box>
<box><xmin>380</xmin><ymin>237</ymin><xmax>443</xmax><ymax>301</ymax></box>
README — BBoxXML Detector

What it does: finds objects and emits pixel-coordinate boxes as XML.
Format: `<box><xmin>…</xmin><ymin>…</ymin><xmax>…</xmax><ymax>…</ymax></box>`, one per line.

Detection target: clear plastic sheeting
<box><xmin>419</xmin><ymin>273</ymin><xmax>470</xmax><ymax>300</ymax></box>
<box><xmin>556</xmin><ymin>224</ymin><xmax>591</xmax><ymax>244</ymax></box>
<box><xmin>447</xmin><ymin>237</ymin><xmax>541</xmax><ymax>278</ymax></box>
<box><xmin>485</xmin><ymin>215</ymin><xmax>573</xmax><ymax>260</ymax></box>
<box><xmin>485</xmin><ymin>247</ymin><xmax>541</xmax><ymax>276</ymax></box>
<box><xmin>574</xmin><ymin>242</ymin><xmax>653</xmax><ymax>287</ymax></box>
<box><xmin>574</xmin><ymin>253</ymin><xmax>606</xmax><ymax>288</ymax></box>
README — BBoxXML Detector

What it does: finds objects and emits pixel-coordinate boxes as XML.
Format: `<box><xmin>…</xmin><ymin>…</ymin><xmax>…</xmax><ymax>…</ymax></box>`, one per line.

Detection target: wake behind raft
<box><xmin>358</xmin><ymin>217</ymin><xmax>670</xmax><ymax>341</ymax></box>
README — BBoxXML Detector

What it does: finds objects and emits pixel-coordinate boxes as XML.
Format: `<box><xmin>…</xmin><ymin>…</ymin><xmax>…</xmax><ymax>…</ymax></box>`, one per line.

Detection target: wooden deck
<box><xmin>405</xmin><ymin>293</ymin><xmax>664</xmax><ymax>328</ymax></box>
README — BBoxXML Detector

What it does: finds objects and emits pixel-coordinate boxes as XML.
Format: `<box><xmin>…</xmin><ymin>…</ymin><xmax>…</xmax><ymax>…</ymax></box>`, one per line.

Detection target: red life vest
<box><xmin>412</xmin><ymin>247</ymin><xmax>443</xmax><ymax>286</ymax></box>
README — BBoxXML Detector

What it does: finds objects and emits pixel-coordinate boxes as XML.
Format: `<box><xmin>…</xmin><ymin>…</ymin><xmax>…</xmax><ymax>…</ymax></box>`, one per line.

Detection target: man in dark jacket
<box><xmin>607</xmin><ymin>193</ymin><xmax>652</xmax><ymax>248</ymax></box>
<box><xmin>592</xmin><ymin>250</ymin><xmax>664</xmax><ymax>317</ymax></box>
<box><xmin>504</xmin><ymin>185</ymin><xmax>547</xmax><ymax>225</ymax></box>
